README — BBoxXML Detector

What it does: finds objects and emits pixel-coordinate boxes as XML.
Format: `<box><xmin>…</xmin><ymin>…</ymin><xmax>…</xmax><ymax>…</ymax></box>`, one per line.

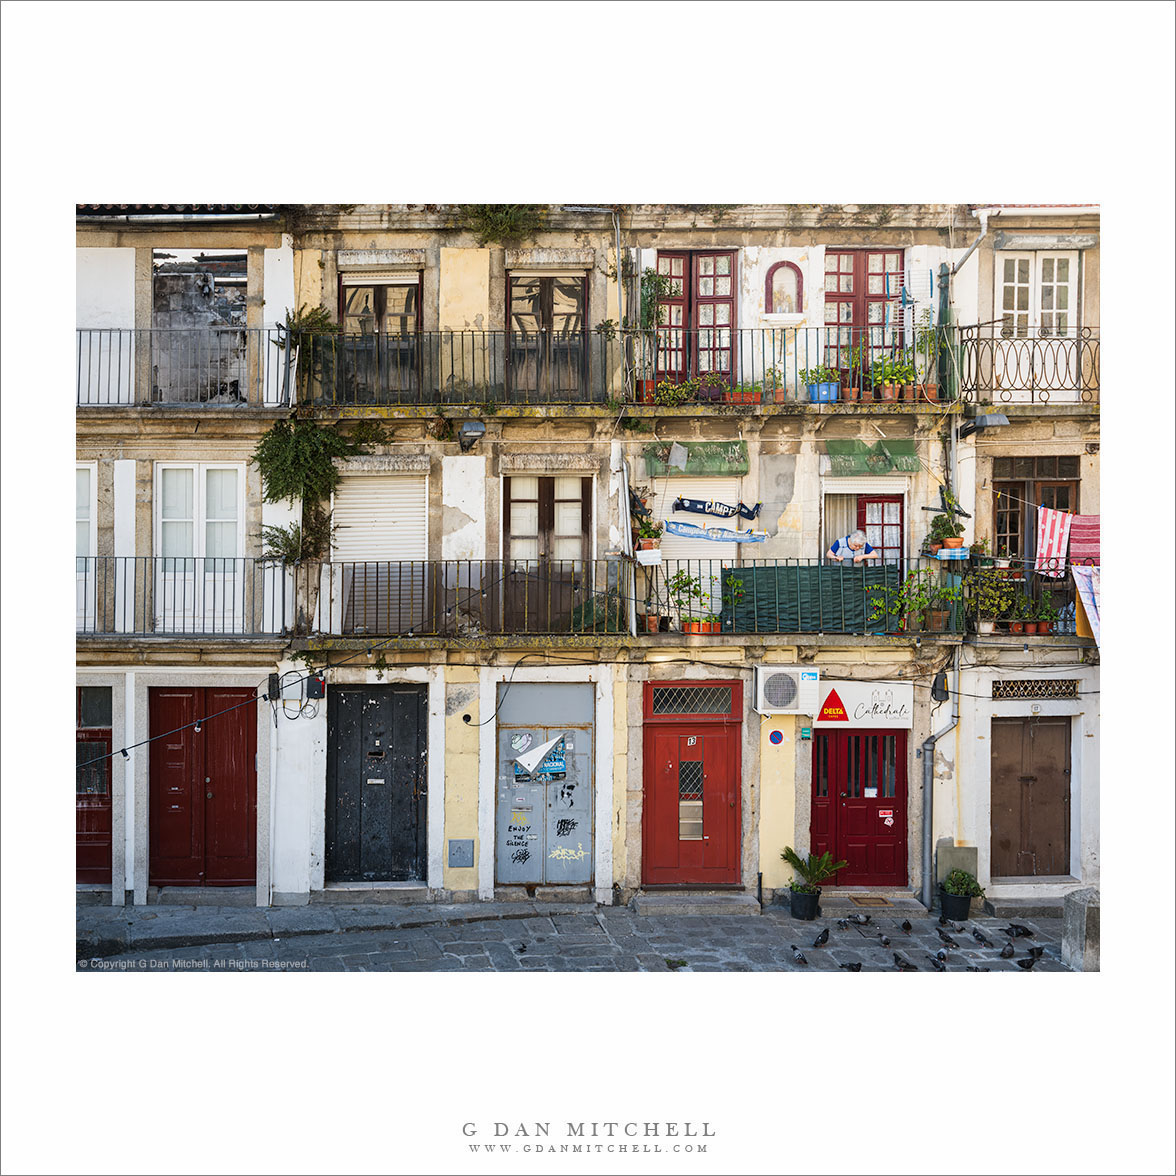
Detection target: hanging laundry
<box><xmin>1071</xmin><ymin>565</ymin><xmax>1100</xmax><ymax>646</ymax></box>
<box><xmin>1035</xmin><ymin>506</ymin><xmax>1072</xmax><ymax>577</ymax></box>
<box><xmin>672</xmin><ymin>497</ymin><xmax>761</xmax><ymax>521</ymax></box>
<box><xmin>1067</xmin><ymin>514</ymin><xmax>1100</xmax><ymax>566</ymax></box>
<box><xmin>664</xmin><ymin>521</ymin><xmax>768</xmax><ymax>543</ymax></box>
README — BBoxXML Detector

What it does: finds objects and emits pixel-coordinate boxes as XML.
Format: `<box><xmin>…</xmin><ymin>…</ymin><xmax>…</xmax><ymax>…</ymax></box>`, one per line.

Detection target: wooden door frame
<box><xmin>856</xmin><ymin>493</ymin><xmax>905</xmax><ymax>566</ymax></box>
<box><xmin>640</xmin><ymin>679</ymin><xmax>743</xmax><ymax>886</ymax></box>
<box><xmin>655</xmin><ymin>249</ymin><xmax>739</xmax><ymax>384</ymax></box>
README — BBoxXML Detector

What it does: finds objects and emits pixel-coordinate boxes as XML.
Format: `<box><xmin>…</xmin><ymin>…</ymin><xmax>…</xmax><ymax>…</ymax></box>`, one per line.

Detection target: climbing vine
<box><xmin>251</xmin><ymin>418</ymin><xmax>391</xmax><ymax>506</ymax></box>
<box><xmin>446</xmin><ymin>204</ymin><xmax>548</xmax><ymax>246</ymax></box>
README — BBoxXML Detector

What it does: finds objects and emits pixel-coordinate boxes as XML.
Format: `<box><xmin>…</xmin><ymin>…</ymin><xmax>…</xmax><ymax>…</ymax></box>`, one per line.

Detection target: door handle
<box><xmin>840</xmin><ymin>792</ymin><xmax>849</xmax><ymax>798</ymax></box>
<box><xmin>206</xmin><ymin>791</ymin><xmax>213</xmax><ymax>799</ymax></box>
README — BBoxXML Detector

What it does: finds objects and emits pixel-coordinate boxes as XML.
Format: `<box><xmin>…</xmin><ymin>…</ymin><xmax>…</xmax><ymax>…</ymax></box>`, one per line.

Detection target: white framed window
<box><xmin>77</xmin><ymin>463</ymin><xmax>98</xmax><ymax>630</ymax></box>
<box><xmin>154</xmin><ymin>463</ymin><xmax>244</xmax><ymax>560</ymax></box>
<box><xmin>996</xmin><ymin>252</ymin><xmax>1078</xmax><ymax>338</ymax></box>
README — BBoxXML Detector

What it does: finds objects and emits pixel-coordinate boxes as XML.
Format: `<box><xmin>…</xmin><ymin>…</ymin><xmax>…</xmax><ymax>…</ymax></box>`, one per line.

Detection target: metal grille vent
<box><xmin>651</xmin><ymin>686</ymin><xmax>733</xmax><ymax>715</ymax></box>
<box><xmin>763</xmin><ymin>672</ymin><xmax>798</xmax><ymax>709</ymax></box>
<box><xmin>992</xmin><ymin>679</ymin><xmax>1079</xmax><ymax>700</ymax></box>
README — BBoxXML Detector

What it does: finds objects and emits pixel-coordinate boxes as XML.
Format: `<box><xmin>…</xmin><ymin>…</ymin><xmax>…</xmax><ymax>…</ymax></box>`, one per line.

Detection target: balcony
<box><xmin>958</xmin><ymin>324</ymin><xmax>1099</xmax><ymax>404</ymax></box>
<box><xmin>76</xmin><ymin>329</ymin><xmax>291</xmax><ymax>407</ymax></box>
<box><xmin>76</xmin><ymin>558</ymin><xmax>290</xmax><ymax>636</ymax></box>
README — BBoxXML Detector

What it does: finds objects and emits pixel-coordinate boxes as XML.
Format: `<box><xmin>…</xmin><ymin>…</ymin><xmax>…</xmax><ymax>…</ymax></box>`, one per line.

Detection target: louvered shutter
<box><xmin>331</xmin><ymin>475</ymin><xmax>428</xmax><ymax>634</ymax></box>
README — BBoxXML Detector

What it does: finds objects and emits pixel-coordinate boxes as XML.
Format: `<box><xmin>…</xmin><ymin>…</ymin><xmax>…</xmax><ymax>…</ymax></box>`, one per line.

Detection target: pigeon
<box><xmin>938</xmin><ymin>914</ymin><xmax>950</xmax><ymax>927</ymax></box>
<box><xmin>1016</xmin><ymin>957</ymin><xmax>1037</xmax><ymax>971</ymax></box>
<box><xmin>893</xmin><ymin>952</ymin><xmax>918</xmax><ymax>972</ymax></box>
<box><xmin>966</xmin><ymin>965</ymin><xmax>991</xmax><ymax>972</ymax></box>
<box><xmin>971</xmin><ymin>928</ymin><xmax>992</xmax><ymax>947</ymax></box>
<box><xmin>900</xmin><ymin>919</ymin><xmax>913</xmax><ymax>934</ymax></box>
<box><xmin>1002</xmin><ymin>924</ymin><xmax>1035</xmax><ymax>938</ymax></box>
<box><xmin>935</xmin><ymin>948</ymin><xmax>948</xmax><ymax>962</ymax></box>
<box><xmin>878</xmin><ymin>932</ymin><xmax>891</xmax><ymax>947</ymax></box>
<box><xmin>791</xmin><ymin>945</ymin><xmax>808</xmax><ymax>965</ymax></box>
<box><xmin>936</xmin><ymin>927</ymin><xmax>959</xmax><ymax>948</ymax></box>
<box><xmin>836</xmin><ymin>919</ymin><xmax>851</xmax><ymax>931</ymax></box>
<box><xmin>999</xmin><ymin>942</ymin><xmax>1015</xmax><ymax>959</ymax></box>
<box><xmin>516</xmin><ymin>944</ymin><xmax>527</xmax><ymax>954</ymax></box>
<box><xmin>839</xmin><ymin>961</ymin><xmax>862</xmax><ymax>972</ymax></box>
<box><xmin>1027</xmin><ymin>945</ymin><xmax>1045</xmax><ymax>961</ymax></box>
<box><xmin>853</xmin><ymin>913</ymin><xmax>872</xmax><ymax>925</ymax></box>
<box><xmin>926</xmin><ymin>954</ymin><xmax>947</xmax><ymax>972</ymax></box>
<box><xmin>813</xmin><ymin>927</ymin><xmax>829</xmax><ymax>948</ymax></box>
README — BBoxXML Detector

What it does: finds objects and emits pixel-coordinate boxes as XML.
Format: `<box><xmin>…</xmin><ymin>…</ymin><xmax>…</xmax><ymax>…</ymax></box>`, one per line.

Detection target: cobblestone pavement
<box><xmin>78</xmin><ymin>905</ymin><xmax>1068</xmax><ymax>972</ymax></box>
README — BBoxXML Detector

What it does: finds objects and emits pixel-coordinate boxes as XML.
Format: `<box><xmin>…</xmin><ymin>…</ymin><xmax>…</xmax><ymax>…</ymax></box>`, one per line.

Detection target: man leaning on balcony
<box><xmin>826</xmin><ymin>530</ymin><xmax>880</xmax><ymax>565</ymax></box>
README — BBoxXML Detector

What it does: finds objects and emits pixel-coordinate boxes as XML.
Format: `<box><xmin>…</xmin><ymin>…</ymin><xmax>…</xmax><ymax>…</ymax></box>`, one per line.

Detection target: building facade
<box><xmin>75</xmin><ymin>203</ymin><xmax>1100</xmax><ymax>909</ymax></box>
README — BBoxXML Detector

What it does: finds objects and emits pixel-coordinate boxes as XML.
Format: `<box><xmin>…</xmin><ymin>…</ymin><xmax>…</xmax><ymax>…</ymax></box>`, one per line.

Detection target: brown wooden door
<box><xmin>811</xmin><ymin>730</ymin><xmax>907</xmax><ymax>887</ymax></box>
<box><xmin>991</xmin><ymin>717</ymin><xmax>1071</xmax><ymax>877</ymax></box>
<box><xmin>149</xmin><ymin>686</ymin><xmax>257</xmax><ymax>886</ymax></box>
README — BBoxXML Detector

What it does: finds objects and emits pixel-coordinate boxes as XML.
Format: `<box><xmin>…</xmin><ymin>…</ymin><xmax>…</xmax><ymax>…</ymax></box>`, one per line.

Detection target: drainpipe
<box><xmin>951</xmin><ymin>209</ymin><xmax>990</xmax><ymax>276</ymax></box>
<box><xmin>921</xmin><ymin>645</ymin><xmax>960</xmax><ymax>909</ymax></box>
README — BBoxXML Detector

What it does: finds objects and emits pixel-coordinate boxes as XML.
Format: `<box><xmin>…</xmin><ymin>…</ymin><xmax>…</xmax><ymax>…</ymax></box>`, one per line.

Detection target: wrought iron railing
<box><xmin>960</xmin><ymin>556</ymin><xmax>1085</xmax><ymax>636</ymax></box>
<box><xmin>76</xmin><ymin>329</ymin><xmax>291</xmax><ymax>406</ymax></box>
<box><xmin>75</xmin><ymin>557</ymin><xmax>291</xmax><ymax>635</ymax></box>
<box><xmin>958</xmin><ymin>324</ymin><xmax>1099</xmax><ymax>403</ymax></box>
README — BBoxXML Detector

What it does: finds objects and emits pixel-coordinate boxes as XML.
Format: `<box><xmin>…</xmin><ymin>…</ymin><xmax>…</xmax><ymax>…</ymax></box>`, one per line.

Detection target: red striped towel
<box><xmin>1035</xmin><ymin>507</ymin><xmax>1071</xmax><ymax>577</ymax></box>
<box><xmin>1068</xmin><ymin>514</ymin><xmax>1100</xmax><ymax>566</ymax></box>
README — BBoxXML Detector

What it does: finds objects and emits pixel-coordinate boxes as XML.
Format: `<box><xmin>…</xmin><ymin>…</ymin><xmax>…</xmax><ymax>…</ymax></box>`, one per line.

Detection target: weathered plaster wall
<box><xmin>439</xmin><ymin>247</ymin><xmax>490</xmax><ymax>330</ymax></box>
<box><xmin>441</xmin><ymin>455</ymin><xmax>487</xmax><ymax>560</ymax></box>
<box><xmin>443</xmin><ymin>668</ymin><xmax>481</xmax><ymax>894</ymax></box>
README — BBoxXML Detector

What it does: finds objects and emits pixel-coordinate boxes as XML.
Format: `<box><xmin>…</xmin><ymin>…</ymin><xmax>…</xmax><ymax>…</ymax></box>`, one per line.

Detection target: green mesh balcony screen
<box><xmin>723</xmin><ymin>563</ymin><xmax>901</xmax><ymax>633</ymax></box>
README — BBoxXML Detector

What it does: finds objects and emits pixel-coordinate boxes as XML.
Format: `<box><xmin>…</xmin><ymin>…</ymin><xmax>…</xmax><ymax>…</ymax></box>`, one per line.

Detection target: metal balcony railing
<box><xmin>76</xmin><ymin>329</ymin><xmax>291</xmax><ymax>406</ymax></box>
<box><xmin>75</xmin><ymin>557</ymin><xmax>291</xmax><ymax>636</ymax></box>
<box><xmin>958</xmin><ymin>324</ymin><xmax>1099</xmax><ymax>403</ymax></box>
<box><xmin>960</xmin><ymin>556</ymin><xmax>1085</xmax><ymax>636</ymax></box>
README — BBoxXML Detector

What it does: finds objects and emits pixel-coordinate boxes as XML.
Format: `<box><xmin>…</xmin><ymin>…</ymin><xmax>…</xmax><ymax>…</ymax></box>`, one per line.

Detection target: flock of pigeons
<box><xmin>789</xmin><ymin>913</ymin><xmax>1045</xmax><ymax>972</ymax></box>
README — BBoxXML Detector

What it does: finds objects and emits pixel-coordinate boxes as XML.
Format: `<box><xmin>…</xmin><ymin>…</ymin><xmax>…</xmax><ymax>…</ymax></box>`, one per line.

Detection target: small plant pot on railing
<box><xmin>636</xmin><ymin>537</ymin><xmax>661</xmax><ymax>551</ymax></box>
<box><xmin>843</xmin><ymin>380</ymin><xmax>864</xmax><ymax>403</ymax></box>
<box><xmin>642</xmin><ymin>614</ymin><xmax>663</xmax><ymax>634</ymax></box>
<box><xmin>918</xmin><ymin>382</ymin><xmax>939</xmax><ymax>403</ymax></box>
<box><xmin>806</xmin><ymin>381</ymin><xmax>839</xmax><ymax>404</ymax></box>
<box><xmin>878</xmin><ymin>382</ymin><xmax>902</xmax><ymax>402</ymax></box>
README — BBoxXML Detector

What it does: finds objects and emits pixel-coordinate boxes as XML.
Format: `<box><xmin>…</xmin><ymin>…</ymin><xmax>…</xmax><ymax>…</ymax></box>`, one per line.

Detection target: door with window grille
<box><xmin>811</xmin><ymin>729</ymin><xmax>907</xmax><ymax>886</ymax></box>
<box><xmin>642</xmin><ymin>681</ymin><xmax>742</xmax><ymax>885</ymax></box>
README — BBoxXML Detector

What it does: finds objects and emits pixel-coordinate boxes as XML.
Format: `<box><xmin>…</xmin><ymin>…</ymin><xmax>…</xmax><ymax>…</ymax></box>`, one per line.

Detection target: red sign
<box><xmin>878</xmin><ymin>809</ymin><xmax>894</xmax><ymax>819</ymax></box>
<box><xmin>818</xmin><ymin>688</ymin><xmax>849</xmax><ymax>722</ymax></box>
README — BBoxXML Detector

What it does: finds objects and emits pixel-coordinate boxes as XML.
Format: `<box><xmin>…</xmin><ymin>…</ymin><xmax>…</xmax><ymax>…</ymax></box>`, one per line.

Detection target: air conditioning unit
<box><xmin>753</xmin><ymin>667</ymin><xmax>821</xmax><ymax>715</ymax></box>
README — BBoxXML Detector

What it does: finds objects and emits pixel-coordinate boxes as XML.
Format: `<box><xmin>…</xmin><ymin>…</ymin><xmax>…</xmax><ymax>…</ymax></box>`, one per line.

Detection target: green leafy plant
<box><xmin>665</xmin><ymin>568</ymin><xmax>706</xmax><ymax>620</ymax></box>
<box><xmin>1034</xmin><ymin>598</ymin><xmax>1059</xmax><ymax>624</ymax></box>
<box><xmin>639</xmin><ymin>267</ymin><xmax>676</xmax><ymax>330</ymax></box>
<box><xmin>722</xmin><ymin>573</ymin><xmax>746</xmax><ymax>615</ymax></box>
<box><xmin>799</xmin><ymin>365</ymin><xmax>838</xmax><ymax>386</ymax></box>
<box><xmin>260</xmin><ymin>505</ymin><xmax>337</xmax><ymax>562</ymax></box>
<box><xmin>570</xmin><ymin>586</ymin><xmax>626</xmax><ymax>634</ymax></box>
<box><xmin>964</xmin><ymin>568</ymin><xmax>1016</xmax><ymax>621</ymax></box>
<box><xmin>447</xmin><ymin>203</ymin><xmax>548</xmax><ymax>246</ymax></box>
<box><xmin>251</xmin><ymin>418</ymin><xmax>391</xmax><ymax>505</ymax></box>
<box><xmin>636</xmin><ymin>516</ymin><xmax>663</xmax><ymax>540</ymax></box>
<box><xmin>595</xmin><ymin>319</ymin><xmax>618</xmax><ymax>340</ymax></box>
<box><xmin>780</xmin><ymin>846</ymin><xmax>848</xmax><ymax>894</ymax></box>
<box><xmin>942</xmin><ymin>868</ymin><xmax>985</xmax><ymax>898</ymax></box>
<box><xmin>654</xmin><ymin>378</ymin><xmax>696</xmax><ymax>407</ymax></box>
<box><xmin>1010</xmin><ymin>594</ymin><xmax>1036</xmax><ymax>621</ymax></box>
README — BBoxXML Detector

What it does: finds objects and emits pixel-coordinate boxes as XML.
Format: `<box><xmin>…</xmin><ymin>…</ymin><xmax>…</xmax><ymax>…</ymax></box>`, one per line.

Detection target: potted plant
<box><xmin>781</xmin><ymin>847</ymin><xmax>848</xmax><ymax>920</ymax></box>
<box><xmin>843</xmin><ymin>341</ymin><xmax>868</xmax><ymax>402</ymax></box>
<box><xmin>940</xmin><ymin>868</ymin><xmax>984</xmax><ymax>920</ymax></box>
<box><xmin>928</xmin><ymin>501</ymin><xmax>966</xmax><ymax>551</ymax></box>
<box><xmin>925</xmin><ymin>578</ymin><xmax>964</xmax><ymax>632</ymax></box>
<box><xmin>654</xmin><ymin>377</ymin><xmax>697</xmax><ymax>408</ymax></box>
<box><xmin>636</xmin><ymin>517</ymin><xmax>663</xmax><ymax>551</ymax></box>
<box><xmin>765</xmin><ymin>366</ymin><xmax>787</xmax><ymax>404</ymax></box>
<box><xmin>1035</xmin><ymin>598</ymin><xmax>1059</xmax><ymax>635</ymax></box>
<box><xmin>914</xmin><ymin>314</ymin><xmax>940</xmax><ymax>402</ymax></box>
<box><xmin>633</xmin><ymin>267</ymin><xmax>675</xmax><ymax>402</ymax></box>
<box><xmin>995</xmin><ymin>546</ymin><xmax>1012</xmax><ymax>570</ymax></box>
<box><xmin>970</xmin><ymin>536</ymin><xmax>994</xmax><ymax>567</ymax></box>
<box><xmin>1008</xmin><ymin>594</ymin><xmax>1034</xmax><ymax>634</ymax></box>
<box><xmin>722</xmin><ymin>572</ymin><xmax>747</xmax><ymax>630</ymax></box>
<box><xmin>868</xmin><ymin>568</ymin><xmax>936</xmax><ymax>634</ymax></box>
<box><xmin>871</xmin><ymin>355</ymin><xmax>907</xmax><ymax>402</ymax></box>
<box><xmin>964</xmin><ymin>567</ymin><xmax>1015</xmax><ymax>635</ymax></box>
<box><xmin>800</xmin><ymin>365</ymin><xmax>839</xmax><ymax>404</ymax></box>
<box><xmin>726</xmin><ymin>381</ymin><xmax>763</xmax><ymax>406</ymax></box>
<box><xmin>666</xmin><ymin>568</ymin><xmax>705</xmax><ymax>634</ymax></box>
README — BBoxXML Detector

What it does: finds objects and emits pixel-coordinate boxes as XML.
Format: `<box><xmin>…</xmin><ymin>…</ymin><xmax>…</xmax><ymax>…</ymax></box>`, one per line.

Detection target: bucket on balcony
<box><xmin>807</xmin><ymin>381</ymin><xmax>839</xmax><ymax>404</ymax></box>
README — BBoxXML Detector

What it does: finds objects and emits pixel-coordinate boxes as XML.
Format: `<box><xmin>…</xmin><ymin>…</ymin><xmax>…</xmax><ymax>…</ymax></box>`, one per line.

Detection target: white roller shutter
<box><xmin>332</xmin><ymin>474</ymin><xmax>428</xmax><ymax>560</ymax></box>
<box><xmin>330</xmin><ymin>474</ymin><xmax>428</xmax><ymax>634</ymax></box>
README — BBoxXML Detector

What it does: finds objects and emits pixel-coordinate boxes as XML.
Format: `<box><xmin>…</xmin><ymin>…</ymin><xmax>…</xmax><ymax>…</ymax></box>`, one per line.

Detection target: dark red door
<box><xmin>857</xmin><ymin>495</ymin><xmax>904</xmax><ymax>566</ymax></box>
<box><xmin>642</xmin><ymin>681</ymin><xmax>742</xmax><ymax>885</ymax></box>
<box><xmin>811</xmin><ymin>729</ymin><xmax>907</xmax><ymax>886</ymax></box>
<box><xmin>77</xmin><ymin>729</ymin><xmax>113</xmax><ymax>883</ymax></box>
<box><xmin>655</xmin><ymin>250</ymin><xmax>738</xmax><ymax>386</ymax></box>
<box><xmin>149</xmin><ymin>687</ymin><xmax>257</xmax><ymax>886</ymax></box>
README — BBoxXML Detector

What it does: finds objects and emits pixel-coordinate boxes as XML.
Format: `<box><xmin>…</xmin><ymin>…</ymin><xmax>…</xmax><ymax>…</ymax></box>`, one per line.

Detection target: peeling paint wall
<box><xmin>443</xmin><ymin>669</ymin><xmax>481</xmax><ymax>893</ymax></box>
<box><xmin>441</xmin><ymin>455</ymin><xmax>487</xmax><ymax>559</ymax></box>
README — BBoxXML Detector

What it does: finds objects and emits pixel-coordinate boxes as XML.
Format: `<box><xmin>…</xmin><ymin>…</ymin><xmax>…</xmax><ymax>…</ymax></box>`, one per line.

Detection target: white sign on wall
<box><xmin>813</xmin><ymin>681</ymin><xmax>914</xmax><ymax>728</ymax></box>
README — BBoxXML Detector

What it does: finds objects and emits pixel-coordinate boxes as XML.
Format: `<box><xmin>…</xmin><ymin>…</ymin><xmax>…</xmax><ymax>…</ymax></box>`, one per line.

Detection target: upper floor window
<box><xmin>992</xmin><ymin>455</ymin><xmax>1080</xmax><ymax>561</ymax></box>
<box><xmin>765</xmin><ymin>261</ymin><xmax>803</xmax><ymax>315</ymax></box>
<box><xmin>996</xmin><ymin>252</ymin><xmax>1077</xmax><ymax>338</ymax></box>
<box><xmin>340</xmin><ymin>273</ymin><xmax>421</xmax><ymax>336</ymax></box>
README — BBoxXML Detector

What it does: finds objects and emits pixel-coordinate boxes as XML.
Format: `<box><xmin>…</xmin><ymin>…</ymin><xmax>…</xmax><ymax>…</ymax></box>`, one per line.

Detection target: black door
<box><xmin>326</xmin><ymin>685</ymin><xmax>427</xmax><ymax>882</ymax></box>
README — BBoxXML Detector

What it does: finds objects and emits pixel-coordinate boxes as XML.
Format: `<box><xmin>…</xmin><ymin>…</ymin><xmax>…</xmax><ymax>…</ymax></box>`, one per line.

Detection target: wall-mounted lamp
<box><xmin>458</xmin><ymin>420</ymin><xmax>486</xmax><ymax>452</ymax></box>
<box><xmin>957</xmin><ymin>412</ymin><xmax>1010</xmax><ymax>440</ymax></box>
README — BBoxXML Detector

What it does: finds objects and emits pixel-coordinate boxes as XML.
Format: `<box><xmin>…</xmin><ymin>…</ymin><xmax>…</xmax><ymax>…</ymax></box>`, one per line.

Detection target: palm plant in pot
<box><xmin>940</xmin><ymin>868</ymin><xmax>984</xmax><ymax>920</ymax></box>
<box><xmin>781</xmin><ymin>846</ymin><xmax>847</xmax><ymax>920</ymax></box>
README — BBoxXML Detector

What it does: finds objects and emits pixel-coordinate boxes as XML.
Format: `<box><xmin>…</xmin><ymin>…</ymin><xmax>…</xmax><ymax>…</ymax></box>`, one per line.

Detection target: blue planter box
<box><xmin>806</xmin><ymin>381</ymin><xmax>840</xmax><ymax>404</ymax></box>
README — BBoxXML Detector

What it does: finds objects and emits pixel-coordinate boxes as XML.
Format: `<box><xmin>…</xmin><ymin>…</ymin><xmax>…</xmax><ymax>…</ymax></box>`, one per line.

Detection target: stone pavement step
<box><xmin>983</xmin><ymin>895</ymin><xmax>1067</xmax><ymax>918</ymax></box>
<box><xmin>150</xmin><ymin>886</ymin><xmax>257</xmax><ymax>907</ymax></box>
<box><xmin>310</xmin><ymin>885</ymin><xmax>433</xmax><ymax>905</ymax></box>
<box><xmin>809</xmin><ymin>893</ymin><xmax>927</xmax><ymax>916</ymax></box>
<box><xmin>630</xmin><ymin>893</ymin><xmax>761</xmax><ymax>917</ymax></box>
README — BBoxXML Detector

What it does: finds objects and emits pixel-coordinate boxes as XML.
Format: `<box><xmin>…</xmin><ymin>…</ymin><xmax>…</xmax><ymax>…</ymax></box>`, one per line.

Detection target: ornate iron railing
<box><xmin>958</xmin><ymin>324</ymin><xmax>1099</xmax><ymax>403</ymax></box>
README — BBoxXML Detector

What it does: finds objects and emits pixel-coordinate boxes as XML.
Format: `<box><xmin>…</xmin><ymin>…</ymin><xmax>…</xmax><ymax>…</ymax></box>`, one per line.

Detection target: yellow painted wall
<box><xmin>443</xmin><ymin>667</ymin><xmax>481</xmax><ymax>891</ymax></box>
<box><xmin>758</xmin><ymin>714</ymin><xmax>797</xmax><ymax>890</ymax></box>
<box><xmin>439</xmin><ymin>247</ymin><xmax>490</xmax><ymax>330</ymax></box>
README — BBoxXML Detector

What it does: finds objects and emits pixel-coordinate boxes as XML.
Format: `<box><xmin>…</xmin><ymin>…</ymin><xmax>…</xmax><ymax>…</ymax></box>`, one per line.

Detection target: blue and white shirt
<box><xmin>829</xmin><ymin>536</ymin><xmax>876</xmax><ymax>558</ymax></box>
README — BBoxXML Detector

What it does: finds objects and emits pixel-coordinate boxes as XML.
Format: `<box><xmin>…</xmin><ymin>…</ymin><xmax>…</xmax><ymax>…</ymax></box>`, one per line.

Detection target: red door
<box><xmin>857</xmin><ymin>495</ymin><xmax>904</xmax><ymax>566</ymax></box>
<box><xmin>811</xmin><ymin>729</ymin><xmax>907</xmax><ymax>886</ymax></box>
<box><xmin>149</xmin><ymin>687</ymin><xmax>257</xmax><ymax>886</ymax></box>
<box><xmin>642</xmin><ymin>681</ymin><xmax>742</xmax><ymax>885</ymax></box>
<box><xmin>655</xmin><ymin>250</ymin><xmax>738</xmax><ymax>387</ymax></box>
<box><xmin>77</xmin><ymin>729</ymin><xmax>113</xmax><ymax>884</ymax></box>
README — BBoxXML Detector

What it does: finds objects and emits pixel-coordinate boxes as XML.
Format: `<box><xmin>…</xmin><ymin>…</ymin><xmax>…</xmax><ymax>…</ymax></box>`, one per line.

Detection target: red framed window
<box><xmin>655</xmin><ymin>251</ymin><xmax>738</xmax><ymax>384</ymax></box>
<box><xmin>856</xmin><ymin>494</ymin><xmax>904</xmax><ymax>565</ymax></box>
<box><xmin>765</xmin><ymin>261</ymin><xmax>803</xmax><ymax>314</ymax></box>
<box><xmin>823</xmin><ymin>249</ymin><xmax>904</xmax><ymax>371</ymax></box>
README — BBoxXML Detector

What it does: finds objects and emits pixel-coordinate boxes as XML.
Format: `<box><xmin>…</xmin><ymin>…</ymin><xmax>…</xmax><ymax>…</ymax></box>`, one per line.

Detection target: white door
<box><xmin>993</xmin><ymin>252</ymin><xmax>1080</xmax><ymax>401</ymax></box>
<box><xmin>76</xmin><ymin>466</ymin><xmax>96</xmax><ymax>630</ymax></box>
<box><xmin>330</xmin><ymin>474</ymin><xmax>429</xmax><ymax>634</ymax></box>
<box><xmin>155</xmin><ymin>465</ymin><xmax>244</xmax><ymax>632</ymax></box>
<box><xmin>649</xmin><ymin>476</ymin><xmax>747</xmax><ymax>625</ymax></box>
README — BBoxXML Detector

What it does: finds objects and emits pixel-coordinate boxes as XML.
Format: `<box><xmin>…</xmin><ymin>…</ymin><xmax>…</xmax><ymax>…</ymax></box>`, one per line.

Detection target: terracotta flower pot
<box><xmin>919</xmin><ymin>382</ymin><xmax>939</xmax><ymax>403</ymax></box>
<box><xmin>636</xmin><ymin>537</ymin><xmax>660</xmax><ymax>551</ymax></box>
<box><xmin>926</xmin><ymin>609</ymin><xmax>951</xmax><ymax>632</ymax></box>
<box><xmin>902</xmin><ymin>383</ymin><xmax>917</xmax><ymax>402</ymax></box>
<box><xmin>929</xmin><ymin>543</ymin><xmax>943</xmax><ymax>556</ymax></box>
<box><xmin>880</xmin><ymin>382</ymin><xmax>901</xmax><ymax>402</ymax></box>
<box><xmin>942</xmin><ymin>537</ymin><xmax>965</xmax><ymax>549</ymax></box>
<box><xmin>643</xmin><ymin>614</ymin><xmax>662</xmax><ymax>633</ymax></box>
<box><xmin>1024</xmin><ymin>621</ymin><xmax>1040</xmax><ymax>635</ymax></box>
<box><xmin>844</xmin><ymin>382</ymin><xmax>863</xmax><ymax>402</ymax></box>
<box><xmin>1009</xmin><ymin>620</ymin><xmax>1026</xmax><ymax>634</ymax></box>
<box><xmin>1038</xmin><ymin>621</ymin><xmax>1053</xmax><ymax>635</ymax></box>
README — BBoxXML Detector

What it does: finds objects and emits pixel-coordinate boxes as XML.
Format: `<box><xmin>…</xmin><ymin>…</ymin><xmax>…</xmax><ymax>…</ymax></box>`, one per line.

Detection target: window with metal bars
<box><xmin>992</xmin><ymin>679</ymin><xmax>1079</xmax><ymax>700</ymax></box>
<box><xmin>651</xmin><ymin>685</ymin><xmax>734</xmax><ymax>716</ymax></box>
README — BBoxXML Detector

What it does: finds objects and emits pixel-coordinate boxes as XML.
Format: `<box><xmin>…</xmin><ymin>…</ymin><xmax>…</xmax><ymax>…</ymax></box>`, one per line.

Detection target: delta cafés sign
<box><xmin>813</xmin><ymin>681</ymin><xmax>913</xmax><ymax>728</ymax></box>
